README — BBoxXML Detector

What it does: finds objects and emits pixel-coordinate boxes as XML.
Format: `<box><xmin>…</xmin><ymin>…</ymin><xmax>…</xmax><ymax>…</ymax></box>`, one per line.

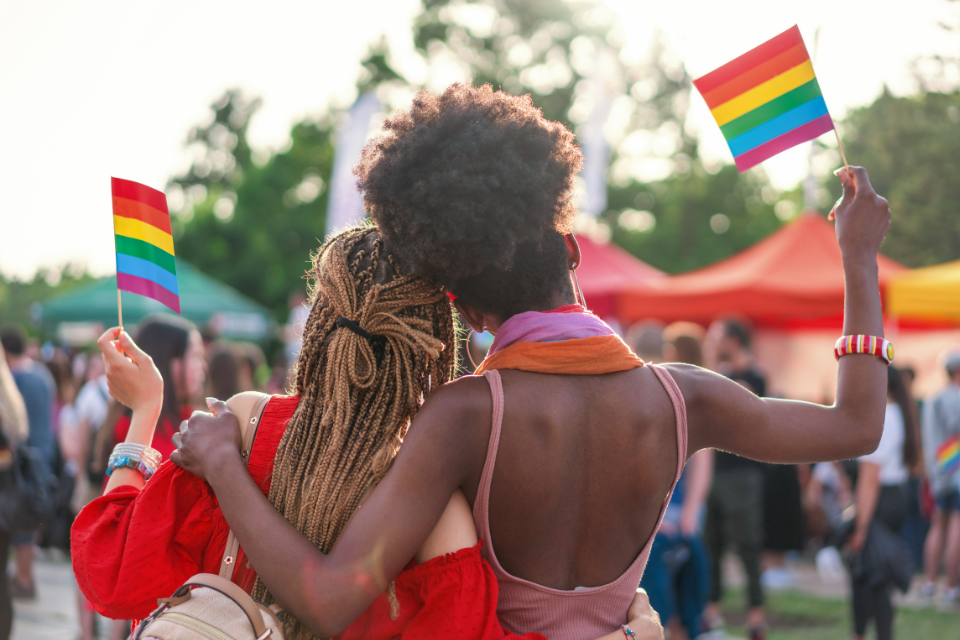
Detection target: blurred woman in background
<box><xmin>105</xmin><ymin>315</ymin><xmax>207</xmax><ymax>463</ymax></box>
<box><xmin>207</xmin><ymin>342</ymin><xmax>242</xmax><ymax>400</ymax></box>
<box><xmin>848</xmin><ymin>365</ymin><xmax>919</xmax><ymax>640</ymax></box>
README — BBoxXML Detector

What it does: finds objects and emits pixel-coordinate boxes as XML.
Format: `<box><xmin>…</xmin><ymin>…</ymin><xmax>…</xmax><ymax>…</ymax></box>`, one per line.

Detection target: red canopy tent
<box><xmin>575</xmin><ymin>235</ymin><xmax>665</xmax><ymax>321</ymax></box>
<box><xmin>617</xmin><ymin>213</ymin><xmax>906</xmax><ymax>327</ymax></box>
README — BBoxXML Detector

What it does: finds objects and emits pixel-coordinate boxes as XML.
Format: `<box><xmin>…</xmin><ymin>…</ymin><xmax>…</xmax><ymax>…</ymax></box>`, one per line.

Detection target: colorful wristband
<box><xmin>107</xmin><ymin>443</ymin><xmax>162</xmax><ymax>480</ymax></box>
<box><xmin>834</xmin><ymin>335</ymin><xmax>894</xmax><ymax>365</ymax></box>
<box><xmin>620</xmin><ymin>624</ymin><xmax>637</xmax><ymax>639</ymax></box>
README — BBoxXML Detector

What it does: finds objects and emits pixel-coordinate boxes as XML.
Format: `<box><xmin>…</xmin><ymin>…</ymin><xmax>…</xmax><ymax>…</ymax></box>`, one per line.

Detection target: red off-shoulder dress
<box><xmin>71</xmin><ymin>395</ymin><xmax>546</xmax><ymax>640</ymax></box>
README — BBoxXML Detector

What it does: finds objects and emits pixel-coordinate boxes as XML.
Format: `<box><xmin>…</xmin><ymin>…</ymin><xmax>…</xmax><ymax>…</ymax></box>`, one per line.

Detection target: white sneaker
<box><xmin>918</xmin><ymin>581</ymin><xmax>937</xmax><ymax>598</ymax></box>
<box><xmin>941</xmin><ymin>587</ymin><xmax>960</xmax><ymax>606</ymax></box>
<box><xmin>761</xmin><ymin>566</ymin><xmax>796</xmax><ymax>590</ymax></box>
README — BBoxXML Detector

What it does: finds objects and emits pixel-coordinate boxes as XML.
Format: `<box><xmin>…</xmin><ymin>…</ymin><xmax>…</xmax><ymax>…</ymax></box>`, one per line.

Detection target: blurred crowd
<box><xmin>0</xmin><ymin>314</ymin><xmax>293</xmax><ymax>640</ymax></box>
<box><xmin>623</xmin><ymin>319</ymin><xmax>960</xmax><ymax>640</ymax></box>
<box><xmin>0</xmin><ymin>311</ymin><xmax>958</xmax><ymax>640</ymax></box>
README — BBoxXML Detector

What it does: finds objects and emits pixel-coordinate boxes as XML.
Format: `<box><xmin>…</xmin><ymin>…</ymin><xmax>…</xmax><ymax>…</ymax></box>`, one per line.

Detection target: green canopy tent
<box><xmin>38</xmin><ymin>261</ymin><xmax>276</xmax><ymax>343</ymax></box>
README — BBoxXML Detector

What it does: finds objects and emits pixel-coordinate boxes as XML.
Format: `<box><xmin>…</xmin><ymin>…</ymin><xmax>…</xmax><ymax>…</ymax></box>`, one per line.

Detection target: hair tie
<box><xmin>336</xmin><ymin>317</ymin><xmax>372</xmax><ymax>340</ymax></box>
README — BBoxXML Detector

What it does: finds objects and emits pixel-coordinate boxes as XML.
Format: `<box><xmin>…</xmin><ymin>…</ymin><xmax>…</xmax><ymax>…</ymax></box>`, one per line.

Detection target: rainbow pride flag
<box><xmin>694</xmin><ymin>25</ymin><xmax>834</xmax><ymax>172</ymax></box>
<box><xmin>111</xmin><ymin>177</ymin><xmax>180</xmax><ymax>314</ymax></box>
<box><xmin>937</xmin><ymin>433</ymin><xmax>960</xmax><ymax>476</ymax></box>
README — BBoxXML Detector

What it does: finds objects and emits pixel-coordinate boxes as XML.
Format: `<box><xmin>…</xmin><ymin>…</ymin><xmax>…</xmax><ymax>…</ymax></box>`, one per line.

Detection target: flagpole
<box><xmin>117</xmin><ymin>288</ymin><xmax>123</xmax><ymax>331</ymax></box>
<box><xmin>834</xmin><ymin>129</ymin><xmax>850</xmax><ymax>172</ymax></box>
<box><xmin>828</xmin><ymin>129</ymin><xmax>851</xmax><ymax>221</ymax></box>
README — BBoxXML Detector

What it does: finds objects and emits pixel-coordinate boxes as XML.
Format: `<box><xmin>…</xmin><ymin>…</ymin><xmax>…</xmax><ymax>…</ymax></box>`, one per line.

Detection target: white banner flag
<box><xmin>325</xmin><ymin>93</ymin><xmax>382</xmax><ymax>234</ymax></box>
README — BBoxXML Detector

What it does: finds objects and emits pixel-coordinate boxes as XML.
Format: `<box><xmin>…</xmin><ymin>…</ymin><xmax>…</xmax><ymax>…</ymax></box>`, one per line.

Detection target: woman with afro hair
<box><xmin>175</xmin><ymin>83</ymin><xmax>894</xmax><ymax>639</ymax></box>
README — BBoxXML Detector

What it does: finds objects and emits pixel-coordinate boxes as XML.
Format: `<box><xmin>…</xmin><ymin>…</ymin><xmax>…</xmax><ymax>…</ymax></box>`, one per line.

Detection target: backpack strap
<box><xmin>219</xmin><ymin>393</ymin><xmax>271</xmax><ymax>581</ymax></box>
<box><xmin>165</xmin><ymin>573</ymin><xmax>272</xmax><ymax>640</ymax></box>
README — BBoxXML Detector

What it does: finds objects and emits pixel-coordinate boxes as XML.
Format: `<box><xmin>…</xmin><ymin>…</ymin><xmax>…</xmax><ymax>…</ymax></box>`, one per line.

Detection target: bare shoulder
<box><xmin>659</xmin><ymin>363</ymin><xmax>728</xmax><ymax>407</ymax></box>
<box><xmin>224</xmin><ymin>391</ymin><xmax>269</xmax><ymax>422</ymax></box>
<box><xmin>401</xmin><ymin>375</ymin><xmax>493</xmax><ymax>475</ymax></box>
<box><xmin>413</xmin><ymin>375</ymin><xmax>493</xmax><ymax>433</ymax></box>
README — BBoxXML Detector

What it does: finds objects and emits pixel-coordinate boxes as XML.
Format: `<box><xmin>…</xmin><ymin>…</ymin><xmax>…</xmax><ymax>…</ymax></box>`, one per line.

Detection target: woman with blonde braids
<box><xmin>71</xmin><ymin>225</ymin><xmax>659</xmax><ymax>640</ymax></box>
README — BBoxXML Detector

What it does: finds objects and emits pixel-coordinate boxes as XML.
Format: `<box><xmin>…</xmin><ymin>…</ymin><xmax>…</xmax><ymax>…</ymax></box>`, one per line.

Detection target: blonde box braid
<box><xmin>252</xmin><ymin>227</ymin><xmax>457</xmax><ymax>639</ymax></box>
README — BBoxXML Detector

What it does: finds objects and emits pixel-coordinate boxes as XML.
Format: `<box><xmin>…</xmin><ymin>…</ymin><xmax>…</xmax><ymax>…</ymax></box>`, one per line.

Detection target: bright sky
<box><xmin>1</xmin><ymin>0</ymin><xmax>956</xmax><ymax>278</ymax></box>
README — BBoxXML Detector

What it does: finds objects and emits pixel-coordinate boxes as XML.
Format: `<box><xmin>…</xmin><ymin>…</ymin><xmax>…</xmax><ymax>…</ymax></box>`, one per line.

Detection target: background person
<box><xmin>893</xmin><ymin>364</ymin><xmax>929</xmax><ymax>573</ymax></box>
<box><xmin>920</xmin><ymin>350</ymin><xmax>960</xmax><ymax>603</ymax></box>
<box><xmin>0</xmin><ymin>324</ymin><xmax>55</xmax><ymax>600</ymax></box>
<box><xmin>207</xmin><ymin>342</ymin><xmax>242</xmax><ymax>400</ymax></box>
<box><xmin>59</xmin><ymin>349</ymin><xmax>112</xmax><ymax>640</ymax></box>
<box><xmin>641</xmin><ymin>325</ymin><xmax>713</xmax><ymax>640</ymax></box>
<box><xmin>0</xmin><ymin>349</ymin><xmax>28</xmax><ymax>640</ymax></box>
<box><xmin>702</xmin><ymin>318</ymin><xmax>768</xmax><ymax>639</ymax></box>
<box><xmin>628</xmin><ymin>322</ymin><xmax>666</xmax><ymax>364</ymax></box>
<box><xmin>847</xmin><ymin>366</ymin><xmax>919</xmax><ymax>640</ymax></box>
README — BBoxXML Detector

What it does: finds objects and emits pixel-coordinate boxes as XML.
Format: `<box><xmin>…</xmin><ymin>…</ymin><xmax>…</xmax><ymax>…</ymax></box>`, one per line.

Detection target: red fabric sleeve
<box><xmin>71</xmin><ymin>460</ymin><xmax>230</xmax><ymax>620</ymax></box>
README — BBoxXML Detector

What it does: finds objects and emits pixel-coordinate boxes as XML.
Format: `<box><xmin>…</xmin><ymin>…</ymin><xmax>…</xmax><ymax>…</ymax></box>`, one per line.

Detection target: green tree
<box><xmin>0</xmin><ymin>264</ymin><xmax>94</xmax><ymax>334</ymax></box>
<box><xmin>606</xmin><ymin>166</ymin><xmax>783</xmax><ymax>274</ymax></box>
<box><xmin>411</xmin><ymin>0</ymin><xmax>615</xmax><ymax>124</ymax></box>
<box><xmin>169</xmin><ymin>92</ymin><xmax>335</xmax><ymax>317</ymax></box>
<box><xmin>832</xmin><ymin>90</ymin><xmax>960</xmax><ymax>267</ymax></box>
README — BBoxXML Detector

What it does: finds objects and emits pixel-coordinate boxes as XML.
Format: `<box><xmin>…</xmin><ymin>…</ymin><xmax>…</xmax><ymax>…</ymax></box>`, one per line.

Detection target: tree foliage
<box><xmin>0</xmin><ymin>264</ymin><xmax>94</xmax><ymax>334</ymax></box>
<box><xmin>169</xmin><ymin>92</ymin><xmax>335</xmax><ymax>317</ymax></box>
<box><xmin>837</xmin><ymin>89</ymin><xmax>960</xmax><ymax>267</ymax></box>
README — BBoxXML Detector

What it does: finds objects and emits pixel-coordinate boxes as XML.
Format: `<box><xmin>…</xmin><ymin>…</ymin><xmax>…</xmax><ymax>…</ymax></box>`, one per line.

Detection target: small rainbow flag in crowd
<box><xmin>693</xmin><ymin>25</ymin><xmax>835</xmax><ymax>172</ymax></box>
<box><xmin>112</xmin><ymin>177</ymin><xmax>180</xmax><ymax>314</ymax></box>
<box><xmin>937</xmin><ymin>433</ymin><xmax>960</xmax><ymax>476</ymax></box>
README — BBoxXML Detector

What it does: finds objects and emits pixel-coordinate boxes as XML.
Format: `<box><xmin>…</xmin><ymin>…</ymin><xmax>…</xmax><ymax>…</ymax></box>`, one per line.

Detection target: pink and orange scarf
<box><xmin>474</xmin><ymin>305</ymin><xmax>644</xmax><ymax>375</ymax></box>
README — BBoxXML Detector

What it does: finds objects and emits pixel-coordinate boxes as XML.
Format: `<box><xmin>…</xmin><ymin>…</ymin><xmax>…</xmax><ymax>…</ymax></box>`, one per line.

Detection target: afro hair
<box><xmin>355</xmin><ymin>83</ymin><xmax>583</xmax><ymax>317</ymax></box>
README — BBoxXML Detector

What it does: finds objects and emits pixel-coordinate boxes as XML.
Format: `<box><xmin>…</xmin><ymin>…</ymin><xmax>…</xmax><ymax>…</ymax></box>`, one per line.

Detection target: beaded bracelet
<box><xmin>620</xmin><ymin>624</ymin><xmax>637</xmax><ymax>639</ymax></box>
<box><xmin>107</xmin><ymin>443</ymin><xmax>162</xmax><ymax>481</ymax></box>
<box><xmin>834</xmin><ymin>335</ymin><xmax>894</xmax><ymax>365</ymax></box>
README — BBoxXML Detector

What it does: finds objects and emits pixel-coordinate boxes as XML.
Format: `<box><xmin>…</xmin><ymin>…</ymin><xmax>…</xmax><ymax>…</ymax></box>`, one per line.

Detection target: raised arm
<box><xmin>678</xmin><ymin>166</ymin><xmax>891</xmax><ymax>463</ymax></box>
<box><xmin>97</xmin><ymin>328</ymin><xmax>163</xmax><ymax>492</ymax></box>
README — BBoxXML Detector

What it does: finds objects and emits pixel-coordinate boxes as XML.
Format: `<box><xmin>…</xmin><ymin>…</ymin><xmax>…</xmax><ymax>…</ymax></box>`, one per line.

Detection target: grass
<box><xmin>717</xmin><ymin>588</ymin><xmax>958</xmax><ymax>640</ymax></box>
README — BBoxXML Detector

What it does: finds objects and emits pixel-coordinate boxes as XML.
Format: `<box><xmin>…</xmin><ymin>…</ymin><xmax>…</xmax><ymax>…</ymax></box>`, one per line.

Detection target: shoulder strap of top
<box><xmin>472</xmin><ymin>371</ymin><xmax>505</xmax><ymax>542</ymax></box>
<box><xmin>648</xmin><ymin>364</ymin><xmax>689</xmax><ymax>485</ymax></box>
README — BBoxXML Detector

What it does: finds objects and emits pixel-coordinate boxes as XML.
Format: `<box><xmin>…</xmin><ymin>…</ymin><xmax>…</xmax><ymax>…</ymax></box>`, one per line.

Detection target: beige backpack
<box><xmin>132</xmin><ymin>394</ymin><xmax>285</xmax><ymax>640</ymax></box>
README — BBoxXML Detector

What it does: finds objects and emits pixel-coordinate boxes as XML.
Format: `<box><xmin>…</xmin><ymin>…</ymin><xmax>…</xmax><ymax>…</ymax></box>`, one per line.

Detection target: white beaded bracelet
<box><xmin>107</xmin><ymin>443</ymin><xmax>163</xmax><ymax>480</ymax></box>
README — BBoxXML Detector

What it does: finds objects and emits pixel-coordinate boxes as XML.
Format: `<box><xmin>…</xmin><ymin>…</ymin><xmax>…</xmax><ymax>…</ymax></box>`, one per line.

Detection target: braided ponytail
<box><xmin>252</xmin><ymin>226</ymin><xmax>457</xmax><ymax>638</ymax></box>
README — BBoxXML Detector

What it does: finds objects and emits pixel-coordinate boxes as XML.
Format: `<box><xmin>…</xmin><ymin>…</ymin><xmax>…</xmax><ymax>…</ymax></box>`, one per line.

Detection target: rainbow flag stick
<box><xmin>111</xmin><ymin>178</ymin><xmax>181</xmax><ymax>322</ymax></box>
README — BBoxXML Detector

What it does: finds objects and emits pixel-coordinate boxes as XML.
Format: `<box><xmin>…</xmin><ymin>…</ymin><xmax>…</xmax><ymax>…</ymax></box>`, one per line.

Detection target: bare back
<box><xmin>462</xmin><ymin>365</ymin><xmax>681</xmax><ymax>589</ymax></box>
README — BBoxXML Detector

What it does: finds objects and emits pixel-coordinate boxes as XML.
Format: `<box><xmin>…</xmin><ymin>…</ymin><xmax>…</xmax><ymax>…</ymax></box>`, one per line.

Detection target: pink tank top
<box><xmin>472</xmin><ymin>365</ymin><xmax>688</xmax><ymax>640</ymax></box>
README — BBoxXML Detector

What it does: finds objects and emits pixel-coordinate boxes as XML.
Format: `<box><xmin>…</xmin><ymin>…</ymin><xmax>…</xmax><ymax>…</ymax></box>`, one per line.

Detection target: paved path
<box><xmin>11</xmin><ymin>552</ymin><xmax>78</xmax><ymax>640</ymax></box>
